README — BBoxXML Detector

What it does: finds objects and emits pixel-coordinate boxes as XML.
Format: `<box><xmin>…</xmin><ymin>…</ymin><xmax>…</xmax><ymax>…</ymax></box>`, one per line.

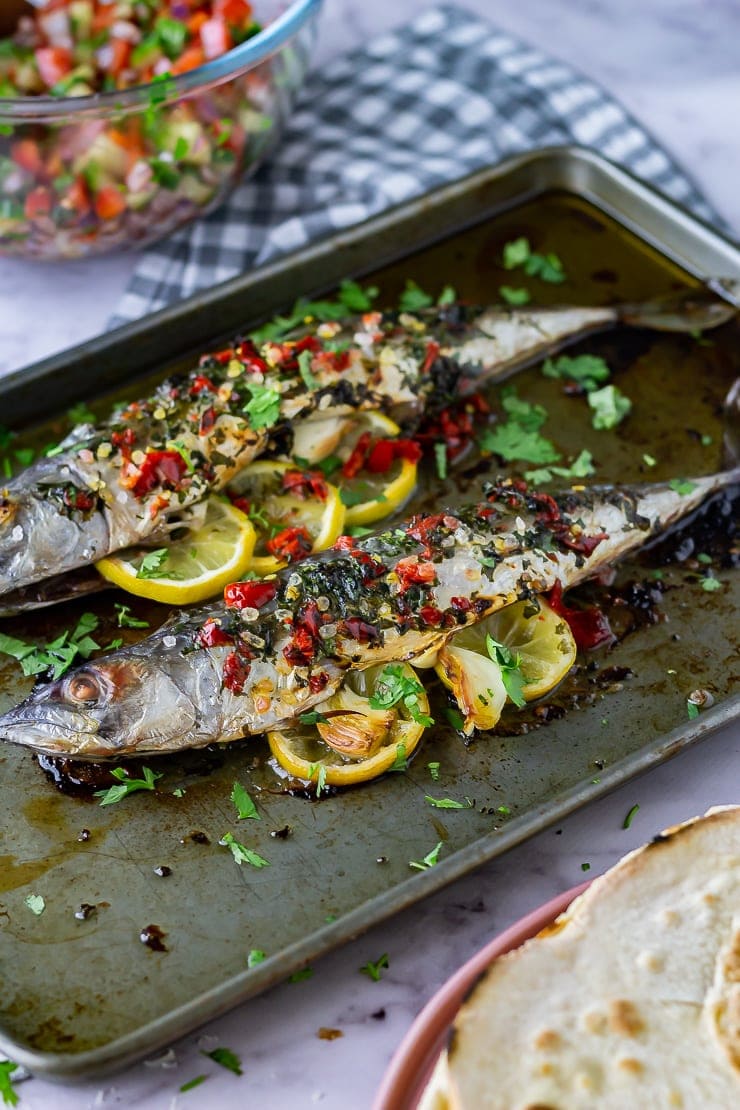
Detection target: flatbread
<box><xmin>428</xmin><ymin>807</ymin><xmax>740</xmax><ymax>1110</ymax></box>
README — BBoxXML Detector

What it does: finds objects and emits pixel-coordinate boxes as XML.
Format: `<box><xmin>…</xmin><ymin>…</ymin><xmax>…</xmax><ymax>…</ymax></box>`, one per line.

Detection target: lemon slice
<box><xmin>435</xmin><ymin>598</ymin><xmax>577</xmax><ymax>731</ymax></box>
<box><xmin>333</xmin><ymin>411</ymin><xmax>420</xmax><ymax>527</ymax></box>
<box><xmin>96</xmin><ymin>497</ymin><xmax>256</xmax><ymax>605</ymax></box>
<box><xmin>228</xmin><ymin>460</ymin><xmax>345</xmax><ymax>576</ymax></box>
<box><xmin>268</xmin><ymin>662</ymin><xmax>429</xmax><ymax>788</ymax></box>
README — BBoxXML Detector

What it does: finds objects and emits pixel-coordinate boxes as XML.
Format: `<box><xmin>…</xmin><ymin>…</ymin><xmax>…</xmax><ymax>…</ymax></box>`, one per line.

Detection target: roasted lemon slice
<box><xmin>96</xmin><ymin>497</ymin><xmax>256</xmax><ymax>605</ymax></box>
<box><xmin>268</xmin><ymin>662</ymin><xmax>430</xmax><ymax>788</ymax></box>
<box><xmin>228</xmin><ymin>460</ymin><xmax>345</xmax><ymax>576</ymax></box>
<box><xmin>333</xmin><ymin>411</ymin><xmax>420</xmax><ymax>527</ymax></box>
<box><xmin>434</xmin><ymin>597</ymin><xmax>577</xmax><ymax>733</ymax></box>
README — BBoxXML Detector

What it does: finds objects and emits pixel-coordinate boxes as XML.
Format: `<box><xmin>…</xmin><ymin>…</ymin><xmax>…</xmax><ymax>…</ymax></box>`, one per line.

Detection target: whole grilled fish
<box><xmin>0</xmin><ymin>284</ymin><xmax>736</xmax><ymax>603</ymax></box>
<box><xmin>0</xmin><ymin>468</ymin><xmax>735</xmax><ymax>759</ymax></box>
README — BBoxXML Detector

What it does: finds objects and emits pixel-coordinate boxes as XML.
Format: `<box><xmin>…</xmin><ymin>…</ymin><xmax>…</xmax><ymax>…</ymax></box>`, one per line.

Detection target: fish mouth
<box><xmin>0</xmin><ymin>704</ymin><xmax>107</xmax><ymax>758</ymax></box>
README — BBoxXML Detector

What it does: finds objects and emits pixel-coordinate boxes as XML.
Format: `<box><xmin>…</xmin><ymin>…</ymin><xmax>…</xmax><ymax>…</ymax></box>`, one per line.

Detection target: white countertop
<box><xmin>1</xmin><ymin>1</ymin><xmax>738</xmax><ymax>1107</ymax></box>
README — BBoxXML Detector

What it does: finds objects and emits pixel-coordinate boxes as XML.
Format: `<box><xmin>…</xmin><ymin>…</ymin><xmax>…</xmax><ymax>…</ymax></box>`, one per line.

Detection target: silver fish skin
<box><xmin>0</xmin><ymin>468</ymin><xmax>735</xmax><ymax>760</ymax></box>
<box><xmin>0</xmin><ymin>285</ymin><xmax>736</xmax><ymax>601</ymax></box>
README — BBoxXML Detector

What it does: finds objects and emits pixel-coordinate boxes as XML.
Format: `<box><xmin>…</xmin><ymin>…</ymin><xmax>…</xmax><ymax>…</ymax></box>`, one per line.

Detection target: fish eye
<box><xmin>64</xmin><ymin>672</ymin><xmax>101</xmax><ymax>705</ymax></box>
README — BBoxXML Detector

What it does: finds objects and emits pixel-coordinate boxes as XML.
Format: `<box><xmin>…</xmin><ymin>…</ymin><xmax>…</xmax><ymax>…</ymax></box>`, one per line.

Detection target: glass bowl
<box><xmin>0</xmin><ymin>0</ymin><xmax>322</xmax><ymax>259</ymax></box>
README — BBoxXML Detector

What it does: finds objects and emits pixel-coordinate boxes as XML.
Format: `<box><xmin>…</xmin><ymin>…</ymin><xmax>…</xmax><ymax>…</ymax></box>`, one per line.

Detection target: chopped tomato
<box><xmin>200</xmin><ymin>17</ymin><xmax>232</xmax><ymax>59</ymax></box>
<box><xmin>95</xmin><ymin>185</ymin><xmax>127</xmax><ymax>221</ymax></box>
<box><xmin>11</xmin><ymin>140</ymin><xmax>45</xmax><ymax>177</ymax></box>
<box><xmin>24</xmin><ymin>187</ymin><xmax>53</xmax><ymax>220</ymax></box>
<box><xmin>35</xmin><ymin>47</ymin><xmax>73</xmax><ymax>89</ymax></box>
<box><xmin>170</xmin><ymin>44</ymin><xmax>206</xmax><ymax>75</ymax></box>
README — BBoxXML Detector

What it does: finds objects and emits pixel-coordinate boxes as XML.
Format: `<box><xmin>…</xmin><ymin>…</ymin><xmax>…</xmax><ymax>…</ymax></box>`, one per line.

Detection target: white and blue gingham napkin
<box><xmin>109</xmin><ymin>4</ymin><xmax>717</xmax><ymax>327</ymax></box>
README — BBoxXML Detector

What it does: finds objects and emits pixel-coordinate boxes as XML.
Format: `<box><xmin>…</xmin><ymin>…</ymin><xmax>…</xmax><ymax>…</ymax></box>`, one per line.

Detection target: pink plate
<box><xmin>373</xmin><ymin>881</ymin><xmax>591</xmax><ymax>1110</ymax></box>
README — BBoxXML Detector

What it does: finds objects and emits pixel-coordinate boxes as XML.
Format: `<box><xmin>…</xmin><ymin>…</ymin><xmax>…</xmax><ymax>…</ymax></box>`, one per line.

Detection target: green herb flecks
<box><xmin>427</xmin><ymin>761</ymin><xmax>441</xmax><ymax>781</ymax></box>
<box><xmin>298</xmin><ymin>710</ymin><xmax>328</xmax><ymax>725</ymax></box>
<box><xmin>701</xmin><ymin>576</ymin><xmax>722</xmax><ymax>592</ymax></box>
<box><xmin>231</xmin><ymin>781</ymin><xmax>260</xmax><ymax>820</ymax></box>
<box><xmin>307</xmin><ymin>762</ymin><xmax>328</xmax><ymax>796</ymax></box>
<box><xmin>542</xmin><ymin>353</ymin><xmax>610</xmax><ymax>392</ymax></box>
<box><xmin>114</xmin><ymin>603</ymin><xmax>150</xmax><ymax>629</ymax></box>
<box><xmin>67</xmin><ymin>400</ymin><xmax>97</xmax><ymax>425</ymax></box>
<box><xmin>0</xmin><ymin>611</ymin><xmax>102</xmax><ymax>681</ymax></box>
<box><xmin>409</xmin><ymin>841</ymin><xmax>443</xmax><ymax>871</ymax></box>
<box><xmin>202</xmin><ymin>1047</ymin><xmax>243</xmax><ymax>1076</ymax></box>
<box><xmin>288</xmin><ymin>967</ymin><xmax>313</xmax><ymax>982</ymax></box>
<box><xmin>369</xmin><ymin>665</ymin><xmax>433</xmax><ymax>726</ymax></box>
<box><xmin>478</xmin><ymin>387</ymin><xmax>560</xmax><ymax>465</ymax></box>
<box><xmin>499</xmin><ymin>285</ymin><xmax>531</xmax><ymax>305</ymax></box>
<box><xmin>180</xmin><ymin>1075</ymin><xmax>208</xmax><ymax>1093</ymax></box>
<box><xmin>581</xmin><ymin>862</ymin><xmax>591</xmax><ymax>872</ymax></box>
<box><xmin>588</xmin><ymin>384</ymin><xmax>632</xmax><ymax>430</ymax></box>
<box><xmin>297</xmin><ymin>349</ymin><xmax>319</xmax><ymax>391</ymax></box>
<box><xmin>243</xmin><ymin>383</ymin><xmax>282</xmax><ymax>431</ymax></box>
<box><xmin>398</xmin><ymin>279</ymin><xmax>434</xmax><ymax>313</ymax></box>
<box><xmin>360</xmin><ymin>953</ymin><xmax>389</xmax><ymax>981</ymax></box>
<box><xmin>669</xmin><ymin>478</ymin><xmax>698</xmax><ymax>496</ymax></box>
<box><xmin>0</xmin><ymin>1062</ymin><xmax>19</xmax><ymax>1108</ymax></box>
<box><xmin>136</xmin><ymin>549</ymin><xmax>173</xmax><ymax>580</ymax></box>
<box><xmin>687</xmin><ymin>700</ymin><xmax>700</xmax><ymax>720</ymax></box>
<box><xmin>486</xmin><ymin>635</ymin><xmax>527</xmax><ymax>707</ymax></box>
<box><xmin>623</xmin><ymin>803</ymin><xmax>640</xmax><ymax>829</ymax></box>
<box><xmin>524</xmin><ymin>449</ymin><xmax>595</xmax><ymax>486</ymax></box>
<box><xmin>250</xmin><ymin>280</ymin><xmax>379</xmax><ymax>343</ymax></box>
<box><xmin>502</xmin><ymin>237</ymin><xmax>566</xmax><ymax>284</ymax></box>
<box><xmin>248</xmin><ymin>949</ymin><xmax>267</xmax><ymax>968</ymax></box>
<box><xmin>95</xmin><ymin>766</ymin><xmax>162</xmax><ymax>806</ymax></box>
<box><xmin>643</xmin><ymin>453</ymin><xmax>657</xmax><ymax>468</ymax></box>
<box><xmin>388</xmin><ymin>743</ymin><xmax>408</xmax><ymax>772</ymax></box>
<box><xmin>434</xmin><ymin>442</ymin><xmax>448</xmax><ymax>481</ymax></box>
<box><xmin>219</xmin><ymin>833</ymin><xmax>269</xmax><ymax>868</ymax></box>
<box><xmin>424</xmin><ymin>796</ymin><xmax>473</xmax><ymax>810</ymax></box>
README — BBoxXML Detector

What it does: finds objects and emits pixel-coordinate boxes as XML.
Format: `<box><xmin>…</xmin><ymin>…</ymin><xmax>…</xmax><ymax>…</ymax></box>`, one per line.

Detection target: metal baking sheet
<box><xmin>0</xmin><ymin>146</ymin><xmax>738</xmax><ymax>1081</ymax></box>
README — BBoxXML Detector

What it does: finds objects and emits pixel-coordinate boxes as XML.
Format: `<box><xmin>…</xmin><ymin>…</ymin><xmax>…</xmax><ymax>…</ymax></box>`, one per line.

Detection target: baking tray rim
<box><xmin>1</xmin><ymin>144</ymin><xmax>739</xmax><ymax>1080</ymax></box>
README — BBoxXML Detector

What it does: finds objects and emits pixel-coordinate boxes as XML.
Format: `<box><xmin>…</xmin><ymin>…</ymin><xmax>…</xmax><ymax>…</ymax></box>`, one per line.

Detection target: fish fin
<box><xmin>618</xmin><ymin>282</ymin><xmax>738</xmax><ymax>332</ymax></box>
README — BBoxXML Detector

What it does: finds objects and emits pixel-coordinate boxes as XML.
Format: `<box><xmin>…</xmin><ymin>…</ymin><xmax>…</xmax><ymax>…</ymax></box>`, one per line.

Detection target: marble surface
<box><xmin>0</xmin><ymin>1</ymin><xmax>738</xmax><ymax>1107</ymax></box>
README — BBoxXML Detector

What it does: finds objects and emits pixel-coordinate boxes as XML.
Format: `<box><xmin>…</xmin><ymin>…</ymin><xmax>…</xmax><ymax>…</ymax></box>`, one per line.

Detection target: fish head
<box><xmin>0</xmin><ymin>650</ymin><xmax>205</xmax><ymax>759</ymax></box>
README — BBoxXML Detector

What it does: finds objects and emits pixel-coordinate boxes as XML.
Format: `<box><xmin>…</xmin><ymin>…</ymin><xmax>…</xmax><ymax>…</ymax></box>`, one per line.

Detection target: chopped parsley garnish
<box><xmin>251</xmin><ymin>280</ymin><xmax>379</xmax><ymax>342</ymax></box>
<box><xmin>248</xmin><ymin>949</ymin><xmax>267</xmax><ymax>968</ymax></box>
<box><xmin>499</xmin><ymin>285</ymin><xmax>531</xmax><ymax>305</ymax></box>
<box><xmin>180</xmin><ymin>1075</ymin><xmax>208</xmax><ymax>1093</ymax></box>
<box><xmin>288</xmin><ymin>967</ymin><xmax>313</xmax><ymax>982</ymax></box>
<box><xmin>524</xmin><ymin>449</ymin><xmax>595</xmax><ymax>486</ymax></box>
<box><xmin>444</xmin><ymin>706</ymin><xmax>465</xmax><ymax>732</ymax></box>
<box><xmin>0</xmin><ymin>1061</ymin><xmax>18</xmax><ymax>1107</ymax></box>
<box><xmin>95</xmin><ymin>766</ymin><xmax>162</xmax><ymax>806</ymax></box>
<box><xmin>486</xmin><ymin>635</ymin><xmax>527</xmax><ymax>706</ymax></box>
<box><xmin>687</xmin><ymin>700</ymin><xmax>700</xmax><ymax>720</ymax></box>
<box><xmin>299</xmin><ymin>710</ymin><xmax>328</xmax><ymax>725</ymax></box>
<box><xmin>623</xmin><ymin>803</ymin><xmax>640</xmax><ymax>829</ymax></box>
<box><xmin>701</xmin><ymin>576</ymin><xmax>722</xmax><ymax>592</ymax></box>
<box><xmin>202</xmin><ymin>1047</ymin><xmax>243</xmax><ymax>1076</ymax></box>
<box><xmin>295</xmin><ymin>453</ymin><xmax>342</xmax><ymax>478</ymax></box>
<box><xmin>388</xmin><ymin>743</ymin><xmax>408</xmax><ymax>772</ymax></box>
<box><xmin>136</xmin><ymin>548</ymin><xmax>172</xmax><ymax>580</ymax></box>
<box><xmin>588</xmin><ymin>384</ymin><xmax>632</xmax><ymax>430</ymax></box>
<box><xmin>67</xmin><ymin>400</ymin><xmax>97</xmax><ymax>425</ymax></box>
<box><xmin>297</xmin><ymin>349</ymin><xmax>319</xmax><ymax>391</ymax></box>
<box><xmin>502</xmin><ymin>237</ymin><xmax>566</xmax><ymax>283</ymax></box>
<box><xmin>409</xmin><ymin>841</ymin><xmax>443</xmax><ymax>871</ymax></box>
<box><xmin>427</xmin><ymin>761</ymin><xmax>441</xmax><ymax>781</ymax></box>
<box><xmin>434</xmin><ymin>442</ymin><xmax>448</xmax><ymax>481</ymax></box>
<box><xmin>219</xmin><ymin>833</ymin><xmax>269</xmax><ymax>868</ymax></box>
<box><xmin>437</xmin><ymin>284</ymin><xmax>457</xmax><ymax>306</ymax></box>
<box><xmin>25</xmin><ymin>893</ymin><xmax>45</xmax><ymax>916</ymax></box>
<box><xmin>497</xmin><ymin>804</ymin><xmax>511</xmax><ymax>816</ymax></box>
<box><xmin>340</xmin><ymin>483</ymin><xmax>379</xmax><ymax>508</ymax></box>
<box><xmin>669</xmin><ymin>478</ymin><xmax>697</xmax><ymax>496</ymax></box>
<box><xmin>369</xmin><ymin>665</ymin><xmax>434</xmax><ymax>726</ymax></box>
<box><xmin>360</xmin><ymin>953</ymin><xmax>389</xmax><ymax>981</ymax></box>
<box><xmin>308</xmin><ymin>762</ymin><xmax>328</xmax><ymax>796</ymax></box>
<box><xmin>0</xmin><ymin>611</ymin><xmax>102</xmax><ymax>680</ymax></box>
<box><xmin>542</xmin><ymin>353</ymin><xmax>610</xmax><ymax>392</ymax></box>
<box><xmin>231</xmin><ymin>781</ymin><xmax>260</xmax><ymax>821</ymax></box>
<box><xmin>581</xmin><ymin>862</ymin><xmax>591</xmax><ymax>872</ymax></box>
<box><xmin>243</xmin><ymin>383</ymin><xmax>282</xmax><ymax>431</ymax></box>
<box><xmin>696</xmin><ymin>552</ymin><xmax>712</xmax><ymax>565</ymax></box>
<box><xmin>398</xmin><ymin>279</ymin><xmax>434</xmax><ymax>312</ymax></box>
<box><xmin>701</xmin><ymin>433</ymin><xmax>713</xmax><ymax>446</ymax></box>
<box><xmin>114</xmin><ymin>603</ymin><xmax>150</xmax><ymax>629</ymax></box>
<box><xmin>643</xmin><ymin>453</ymin><xmax>657</xmax><ymax>468</ymax></box>
<box><xmin>424</xmin><ymin>795</ymin><xmax>473</xmax><ymax>810</ymax></box>
<box><xmin>166</xmin><ymin>439</ymin><xmax>195</xmax><ymax>473</ymax></box>
<box><xmin>478</xmin><ymin>387</ymin><xmax>560</xmax><ymax>465</ymax></box>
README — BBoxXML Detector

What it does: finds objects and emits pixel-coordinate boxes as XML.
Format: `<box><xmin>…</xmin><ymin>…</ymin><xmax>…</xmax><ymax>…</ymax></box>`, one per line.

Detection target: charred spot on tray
<box><xmin>153</xmin><ymin>865</ymin><xmax>172</xmax><ymax>877</ymax></box>
<box><xmin>140</xmin><ymin>924</ymin><xmax>168</xmax><ymax>952</ymax></box>
<box><xmin>180</xmin><ymin>830</ymin><xmax>210</xmax><ymax>845</ymax></box>
<box><xmin>270</xmin><ymin>825</ymin><xmax>292</xmax><ymax>839</ymax></box>
<box><xmin>77</xmin><ymin>828</ymin><xmax>91</xmax><ymax>842</ymax></box>
<box><xmin>37</xmin><ymin>754</ymin><xmax>120</xmax><ymax>795</ymax></box>
<box><xmin>74</xmin><ymin>903</ymin><xmax>97</xmax><ymax>921</ymax></box>
<box><xmin>370</xmin><ymin>1008</ymin><xmax>386</xmax><ymax>1021</ymax></box>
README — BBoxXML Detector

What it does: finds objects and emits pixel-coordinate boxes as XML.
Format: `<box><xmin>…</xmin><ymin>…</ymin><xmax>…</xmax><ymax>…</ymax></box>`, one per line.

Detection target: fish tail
<box><xmin>617</xmin><ymin>282</ymin><xmax>738</xmax><ymax>333</ymax></box>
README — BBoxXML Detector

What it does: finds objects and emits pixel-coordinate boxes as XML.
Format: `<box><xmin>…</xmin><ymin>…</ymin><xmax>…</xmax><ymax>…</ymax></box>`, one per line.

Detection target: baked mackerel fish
<box><xmin>0</xmin><ymin>468</ymin><xmax>736</xmax><ymax>759</ymax></box>
<box><xmin>0</xmin><ymin>284</ymin><xmax>737</xmax><ymax>606</ymax></box>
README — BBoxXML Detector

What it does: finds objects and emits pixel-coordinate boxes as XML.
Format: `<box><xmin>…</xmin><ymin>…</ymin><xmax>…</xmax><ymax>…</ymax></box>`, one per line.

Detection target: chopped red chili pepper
<box><xmin>199</xmin><ymin>406</ymin><xmax>217</xmax><ymax>435</ymax></box>
<box><xmin>131</xmin><ymin>450</ymin><xmax>188</xmax><ymax>499</ymax></box>
<box><xmin>189</xmin><ymin>374</ymin><xmax>216</xmax><ymax>396</ymax></box>
<box><xmin>283</xmin><ymin>627</ymin><xmax>316</xmax><ymax>667</ymax></box>
<box><xmin>63</xmin><ymin>486</ymin><xmax>96</xmax><ymax>513</ymax></box>
<box><xmin>421</xmin><ymin>340</ymin><xmax>440</xmax><ymax>375</ymax></box>
<box><xmin>546</xmin><ymin>581</ymin><xmax>614</xmax><ymax>651</ymax></box>
<box><xmin>333</xmin><ymin>534</ymin><xmax>356</xmax><ymax>553</ymax></box>
<box><xmin>341</xmin><ymin>432</ymin><xmax>371</xmax><ymax>479</ymax></box>
<box><xmin>111</xmin><ymin>427</ymin><xmax>136</xmax><ymax>449</ymax></box>
<box><xmin>281</xmin><ymin>469</ymin><xmax>328</xmax><ymax>501</ymax></box>
<box><xmin>395</xmin><ymin>557</ymin><xmax>437</xmax><ymax>592</ymax></box>
<box><xmin>342</xmin><ymin>617</ymin><xmax>380</xmax><ymax>644</ymax></box>
<box><xmin>222</xmin><ymin>651</ymin><xmax>251</xmax><ymax>694</ymax></box>
<box><xmin>419</xmin><ymin>605</ymin><xmax>444</xmax><ymax>626</ymax></box>
<box><xmin>266</xmin><ymin>526</ymin><xmax>313</xmax><ymax>564</ymax></box>
<box><xmin>224</xmin><ymin>580</ymin><xmax>277</xmax><ymax>610</ymax></box>
<box><xmin>197</xmin><ymin>619</ymin><xmax>233</xmax><ymax>648</ymax></box>
<box><xmin>309</xmin><ymin>671</ymin><xmax>330</xmax><ymax>694</ymax></box>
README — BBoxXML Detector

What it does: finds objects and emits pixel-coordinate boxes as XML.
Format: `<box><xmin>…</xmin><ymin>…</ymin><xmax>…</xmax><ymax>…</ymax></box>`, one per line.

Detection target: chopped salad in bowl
<box><xmin>0</xmin><ymin>0</ymin><xmax>322</xmax><ymax>258</ymax></box>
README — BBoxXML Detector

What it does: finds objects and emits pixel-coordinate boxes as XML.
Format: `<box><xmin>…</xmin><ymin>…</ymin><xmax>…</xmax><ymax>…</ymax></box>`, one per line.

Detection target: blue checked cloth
<box><xmin>110</xmin><ymin>4</ymin><xmax>717</xmax><ymax>327</ymax></box>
